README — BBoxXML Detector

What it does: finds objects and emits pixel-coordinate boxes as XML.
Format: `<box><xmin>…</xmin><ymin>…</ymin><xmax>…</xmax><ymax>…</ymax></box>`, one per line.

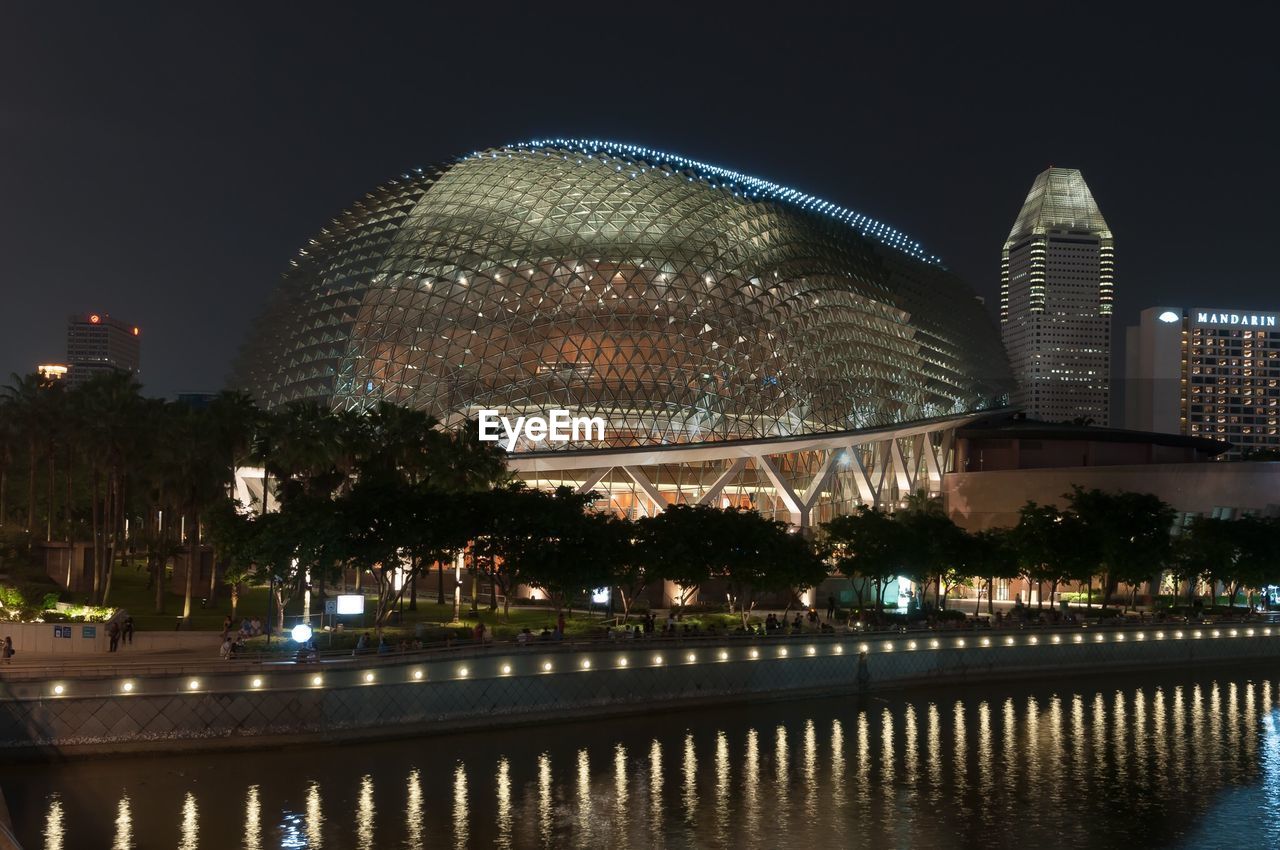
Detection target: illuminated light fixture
<box><xmin>413</xmin><ymin>670</ymin><xmax>424</xmax><ymax>680</ymax></box>
<box><xmin>1212</xmin><ymin>630</ymin><xmax>1221</xmax><ymax>638</ymax></box>
<box><xmin>581</xmin><ymin>660</ymin><xmax>591</xmax><ymax>670</ymax></box>
<box><xmin>364</xmin><ymin>673</ymin><xmax>374</xmax><ymax>683</ymax></box>
<box><xmin>1028</xmin><ymin>636</ymin><xmax>1038</xmax><ymax>645</ymax></box>
<box><xmin>1175</xmin><ymin>631</ymin><xmax>1185</xmax><ymax>639</ymax></box>
<box><xmin>53</xmin><ymin>684</ymin><xmax>65</xmax><ymax>695</ymax></box>
<box><xmin>1193</xmin><ymin>631</ymin><xmax>1203</xmax><ymax>639</ymax></box>
<box><xmin>980</xmin><ymin>638</ymin><xmax>991</xmax><ymax>647</ymax></box>
<box><xmin>778</xmin><ymin>647</ymin><xmax>789</xmax><ymax>657</ymax></box>
<box><xmin>311</xmin><ymin>675</ymin><xmax>323</xmax><ymax>686</ymax></box>
<box><xmin>928</xmin><ymin>639</ymin><xmax>939</xmax><ymax>649</ymax></box>
<box><xmin>1155</xmin><ymin>632</ymin><xmax>1164</xmax><ymax>640</ymax></box>
<box><xmin>618</xmin><ymin>658</ymin><xmax>628</xmax><ymax>667</ymax></box>
<box><xmin>859</xmin><ymin>643</ymin><xmax>870</xmax><ymax>653</ymax></box>
<box><xmin>1094</xmin><ymin>633</ymin><xmax>1105</xmax><ymax>642</ymax></box>
<box><xmin>1266</xmin><ymin>628</ymin><xmax>1273</xmax><ymax>636</ymax></box>
<box><xmin>89</xmin><ymin>314</ymin><xmax>101</xmax><ymax>323</ymax></box>
<box><xmin>251</xmin><ymin>678</ymin><xmax>263</xmax><ymax>688</ymax></box>
<box><xmin>1247</xmin><ymin>629</ymin><xmax>1255</xmax><ymax>637</ymax></box>
<box><xmin>1073</xmin><ymin>635</ymin><xmax>1083</xmax><ymax>643</ymax></box>
<box><xmin>1158</xmin><ymin>311</ymin><xmax>1180</xmax><ymax>323</ymax></box>
<box><xmin>458</xmin><ymin>667</ymin><xmax>469</xmax><ymax>678</ymax></box>
<box><xmin>1136</xmin><ymin>632</ymin><xmax>1145</xmax><ymax>641</ymax></box>
<box><xmin>290</xmin><ymin>623</ymin><xmax>313</xmax><ymax>643</ymax></box>
<box><xmin>686</xmin><ymin>653</ymin><xmax>696</xmax><ymax>663</ymax></box>
<box><xmin>1051</xmin><ymin>635</ymin><xmax>1061</xmax><ymax>644</ymax></box>
<box><xmin>501</xmin><ymin>664</ymin><xmax>512</xmax><ymax>675</ymax></box>
<box><xmin>834</xmin><ymin>645</ymin><xmax>844</xmax><ymax>654</ymax></box>
<box><xmin>1115</xmin><ymin>634</ymin><xmax>1125</xmax><ymax>642</ymax></box>
<box><xmin>955</xmin><ymin>639</ymin><xmax>966</xmax><ymax>648</ymax></box>
<box><xmin>188</xmin><ymin>679</ymin><xmax>200</xmax><ymax>690</ymax></box>
<box><xmin>907</xmin><ymin>641</ymin><xmax>918</xmax><ymax>650</ymax></box>
<box><xmin>1005</xmin><ymin>636</ymin><xmax>1016</xmax><ymax>646</ymax></box>
<box><xmin>882</xmin><ymin>642</ymin><xmax>895</xmax><ymax>652</ymax></box>
<box><xmin>542</xmin><ymin>662</ymin><xmax>553</xmax><ymax>672</ymax></box>
<box><xmin>121</xmin><ymin>682</ymin><xmax>134</xmax><ymax>693</ymax></box>
<box><xmin>653</xmin><ymin>655</ymin><xmax>664</xmax><ymax>665</ymax></box>
<box><xmin>718</xmin><ymin>651</ymin><xmax>729</xmax><ymax>661</ymax></box>
<box><xmin>750</xmin><ymin>649</ymin><xmax>760</xmax><ymax>659</ymax></box>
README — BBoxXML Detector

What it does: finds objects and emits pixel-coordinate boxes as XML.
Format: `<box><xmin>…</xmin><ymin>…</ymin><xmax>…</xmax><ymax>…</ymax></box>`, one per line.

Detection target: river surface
<box><xmin>5</xmin><ymin>666</ymin><xmax>1280</xmax><ymax>849</ymax></box>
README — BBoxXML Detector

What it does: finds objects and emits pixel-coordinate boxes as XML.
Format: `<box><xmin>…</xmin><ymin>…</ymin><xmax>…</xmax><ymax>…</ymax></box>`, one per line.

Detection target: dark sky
<box><xmin>3</xmin><ymin>3</ymin><xmax>1277</xmax><ymax>398</ymax></box>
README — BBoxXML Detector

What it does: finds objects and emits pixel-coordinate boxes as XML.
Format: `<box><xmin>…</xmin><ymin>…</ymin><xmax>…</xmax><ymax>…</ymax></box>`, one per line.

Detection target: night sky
<box><xmin>3</xmin><ymin>4</ymin><xmax>1277</xmax><ymax>398</ymax></box>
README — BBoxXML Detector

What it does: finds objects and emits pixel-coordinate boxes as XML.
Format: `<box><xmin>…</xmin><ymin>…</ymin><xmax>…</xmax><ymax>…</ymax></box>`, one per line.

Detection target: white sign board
<box><xmin>336</xmin><ymin>594</ymin><xmax>365</xmax><ymax>615</ymax></box>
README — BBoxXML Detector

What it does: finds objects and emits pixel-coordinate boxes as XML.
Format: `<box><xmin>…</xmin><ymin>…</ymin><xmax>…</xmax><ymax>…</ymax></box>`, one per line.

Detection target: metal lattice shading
<box><xmin>233</xmin><ymin>140</ymin><xmax>1013</xmax><ymax>450</ymax></box>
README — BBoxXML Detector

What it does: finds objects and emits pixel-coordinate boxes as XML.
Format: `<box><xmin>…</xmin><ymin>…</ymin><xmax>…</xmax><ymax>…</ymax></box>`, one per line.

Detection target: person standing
<box><xmin>108</xmin><ymin>621</ymin><xmax>120</xmax><ymax>653</ymax></box>
<box><xmin>123</xmin><ymin>616</ymin><xmax>134</xmax><ymax>646</ymax></box>
<box><xmin>827</xmin><ymin>595</ymin><xmax>837</xmax><ymax>621</ymax></box>
<box><xmin>2</xmin><ymin>636</ymin><xmax>14</xmax><ymax>663</ymax></box>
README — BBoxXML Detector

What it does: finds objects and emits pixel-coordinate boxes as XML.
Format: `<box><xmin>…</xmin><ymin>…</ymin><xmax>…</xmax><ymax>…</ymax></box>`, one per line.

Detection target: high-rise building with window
<box><xmin>1124</xmin><ymin>306</ymin><xmax>1280</xmax><ymax>459</ymax></box>
<box><xmin>1000</xmin><ymin>168</ymin><xmax>1114</xmax><ymax>424</ymax></box>
<box><xmin>65</xmin><ymin>313</ymin><xmax>140</xmax><ymax>386</ymax></box>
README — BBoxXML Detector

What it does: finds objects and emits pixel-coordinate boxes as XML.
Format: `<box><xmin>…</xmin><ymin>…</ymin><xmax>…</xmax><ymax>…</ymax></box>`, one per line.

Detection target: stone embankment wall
<box><xmin>2</xmin><ymin>624</ymin><xmax>1278</xmax><ymax>759</ymax></box>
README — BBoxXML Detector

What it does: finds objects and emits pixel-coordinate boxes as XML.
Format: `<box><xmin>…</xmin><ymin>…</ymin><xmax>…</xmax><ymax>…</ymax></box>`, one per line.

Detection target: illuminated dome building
<box><xmin>234</xmin><ymin>140</ymin><xmax>1013</xmax><ymax>525</ymax></box>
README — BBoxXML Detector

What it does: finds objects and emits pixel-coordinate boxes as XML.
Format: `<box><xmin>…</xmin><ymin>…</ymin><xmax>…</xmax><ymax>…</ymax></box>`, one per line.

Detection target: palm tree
<box><xmin>153</xmin><ymin>403</ymin><xmax>231</xmax><ymax>625</ymax></box>
<box><xmin>2</xmin><ymin>372</ymin><xmax>55</xmax><ymax>536</ymax></box>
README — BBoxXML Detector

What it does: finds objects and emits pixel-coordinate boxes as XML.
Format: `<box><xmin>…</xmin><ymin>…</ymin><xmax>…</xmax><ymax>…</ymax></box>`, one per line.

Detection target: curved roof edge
<box><xmin>456</xmin><ymin>138</ymin><xmax>944</xmax><ymax>266</ymax></box>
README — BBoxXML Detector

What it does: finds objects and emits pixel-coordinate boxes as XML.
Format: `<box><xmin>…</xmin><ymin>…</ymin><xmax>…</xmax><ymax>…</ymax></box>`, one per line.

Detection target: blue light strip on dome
<box><xmin>485</xmin><ymin>138</ymin><xmax>940</xmax><ymax>265</ymax></box>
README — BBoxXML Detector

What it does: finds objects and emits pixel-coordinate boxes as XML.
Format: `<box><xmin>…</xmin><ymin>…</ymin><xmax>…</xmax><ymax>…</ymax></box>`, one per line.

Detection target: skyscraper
<box><xmin>1000</xmin><ymin>168</ymin><xmax>1114</xmax><ymax>424</ymax></box>
<box><xmin>65</xmin><ymin>312</ymin><xmax>141</xmax><ymax>386</ymax></box>
<box><xmin>1125</xmin><ymin>306</ymin><xmax>1280</xmax><ymax>459</ymax></box>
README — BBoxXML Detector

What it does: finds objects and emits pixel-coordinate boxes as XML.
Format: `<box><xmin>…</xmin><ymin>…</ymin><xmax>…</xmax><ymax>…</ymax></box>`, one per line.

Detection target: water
<box><xmin>5</xmin><ymin>666</ymin><xmax>1280</xmax><ymax>849</ymax></box>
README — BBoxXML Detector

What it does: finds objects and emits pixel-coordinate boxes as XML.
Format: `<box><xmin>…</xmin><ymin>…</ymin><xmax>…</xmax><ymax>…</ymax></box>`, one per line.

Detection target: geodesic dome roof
<box><xmin>233</xmin><ymin>140</ymin><xmax>1012</xmax><ymax>450</ymax></box>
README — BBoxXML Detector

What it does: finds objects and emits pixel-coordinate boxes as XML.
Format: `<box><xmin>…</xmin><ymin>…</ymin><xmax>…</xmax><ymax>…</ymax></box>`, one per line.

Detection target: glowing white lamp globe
<box><xmin>291</xmin><ymin>623</ymin><xmax>313</xmax><ymax>643</ymax></box>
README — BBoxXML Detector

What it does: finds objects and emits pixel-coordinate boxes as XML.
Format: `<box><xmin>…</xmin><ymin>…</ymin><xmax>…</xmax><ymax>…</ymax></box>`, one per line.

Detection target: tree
<box><xmin>636</xmin><ymin>504</ymin><xmax>723</xmax><ymax>612</ymax></box>
<box><xmin>895</xmin><ymin>490</ymin><xmax>965</xmax><ymax>610</ymax></box>
<box><xmin>821</xmin><ymin>506</ymin><xmax>906</xmax><ymax>615</ymax></box>
<box><xmin>1011</xmin><ymin>502</ymin><xmax>1084</xmax><ymax>609</ymax></box>
<box><xmin>1067</xmin><ymin>487</ymin><xmax>1175</xmax><ymax>610</ymax></box>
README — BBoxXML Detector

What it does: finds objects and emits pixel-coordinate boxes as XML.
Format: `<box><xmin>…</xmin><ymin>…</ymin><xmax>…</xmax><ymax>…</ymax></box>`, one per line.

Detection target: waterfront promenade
<box><xmin>4</xmin><ymin>616</ymin><xmax>1279</xmax><ymax>760</ymax></box>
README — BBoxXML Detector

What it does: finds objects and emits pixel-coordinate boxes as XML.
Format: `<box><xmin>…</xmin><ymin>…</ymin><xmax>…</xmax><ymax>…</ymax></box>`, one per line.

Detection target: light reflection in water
<box><xmin>243</xmin><ymin>787</ymin><xmax>260</xmax><ymax>850</ymax></box>
<box><xmin>802</xmin><ymin>719</ymin><xmax>817</xmax><ymax>820</ymax></box>
<box><xmin>576</xmin><ymin>749</ymin><xmax>592</xmax><ymax>844</ymax></box>
<box><xmin>357</xmin><ymin>775</ymin><xmax>374</xmax><ymax>850</ymax></box>
<box><xmin>537</xmin><ymin>753</ymin><xmax>553</xmax><ymax>849</ymax></box>
<box><xmin>452</xmin><ymin>763</ymin><xmax>468</xmax><ymax>850</ymax></box>
<box><xmin>742</xmin><ymin>729</ymin><xmax>759</xmax><ymax>838</ymax></box>
<box><xmin>682</xmin><ymin>733</ymin><xmax>698</xmax><ymax>827</ymax></box>
<box><xmin>903</xmin><ymin>703</ymin><xmax>918</xmax><ymax>788</ymax></box>
<box><xmin>927</xmin><ymin>703</ymin><xmax>943</xmax><ymax>803</ymax></box>
<box><xmin>16</xmin><ymin>673</ymin><xmax>1280</xmax><ymax>848</ymax></box>
<box><xmin>976</xmin><ymin>701</ymin><xmax>993</xmax><ymax>828</ymax></box>
<box><xmin>305</xmin><ymin>781</ymin><xmax>323</xmax><ymax>849</ymax></box>
<box><xmin>44</xmin><ymin>794</ymin><xmax>63</xmax><ymax>850</ymax></box>
<box><xmin>178</xmin><ymin>792</ymin><xmax>197</xmax><ymax>850</ymax></box>
<box><xmin>612</xmin><ymin>743</ymin><xmax>628</xmax><ymax>841</ymax></box>
<box><xmin>1024</xmin><ymin>696</ymin><xmax>1040</xmax><ymax>796</ymax></box>
<box><xmin>856</xmin><ymin>711</ymin><xmax>871</xmax><ymax>808</ymax></box>
<box><xmin>714</xmin><ymin>731</ymin><xmax>730</xmax><ymax>842</ymax></box>
<box><xmin>406</xmin><ymin>769</ymin><xmax>423</xmax><ymax>850</ymax></box>
<box><xmin>830</xmin><ymin>719</ymin><xmax>846</xmax><ymax>814</ymax></box>
<box><xmin>773</xmin><ymin>725</ymin><xmax>790</xmax><ymax>830</ymax></box>
<box><xmin>496</xmin><ymin>757</ymin><xmax>512</xmax><ymax>850</ymax></box>
<box><xmin>112</xmin><ymin>794</ymin><xmax>132</xmax><ymax>850</ymax></box>
<box><xmin>648</xmin><ymin>740</ymin><xmax>663</xmax><ymax>836</ymax></box>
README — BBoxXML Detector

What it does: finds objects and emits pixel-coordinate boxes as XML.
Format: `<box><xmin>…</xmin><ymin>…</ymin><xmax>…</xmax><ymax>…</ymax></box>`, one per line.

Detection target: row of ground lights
<box><xmin>45</xmin><ymin>628</ymin><xmax>1274</xmax><ymax>698</ymax></box>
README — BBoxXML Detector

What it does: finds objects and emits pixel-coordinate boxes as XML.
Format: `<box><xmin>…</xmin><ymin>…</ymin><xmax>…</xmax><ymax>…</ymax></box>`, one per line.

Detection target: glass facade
<box><xmin>234</xmin><ymin>140</ymin><xmax>1012</xmax><ymax>450</ymax></box>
